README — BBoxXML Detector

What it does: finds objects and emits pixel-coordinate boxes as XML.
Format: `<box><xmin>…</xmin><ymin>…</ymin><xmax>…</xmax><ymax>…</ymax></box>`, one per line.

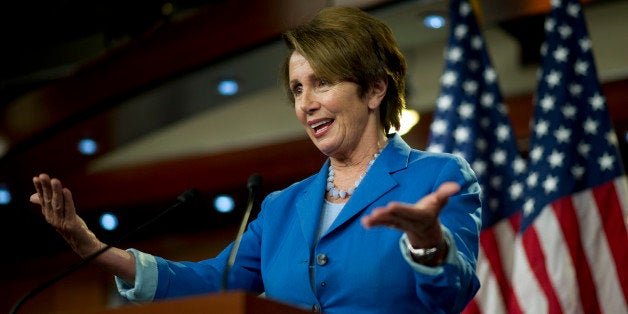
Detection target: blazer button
<box><xmin>316</xmin><ymin>253</ymin><xmax>328</xmax><ymax>266</ymax></box>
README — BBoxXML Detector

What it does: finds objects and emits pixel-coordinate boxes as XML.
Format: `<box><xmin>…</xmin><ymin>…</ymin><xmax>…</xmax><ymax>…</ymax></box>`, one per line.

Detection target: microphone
<box><xmin>10</xmin><ymin>188</ymin><xmax>200</xmax><ymax>314</ymax></box>
<box><xmin>221</xmin><ymin>173</ymin><xmax>263</xmax><ymax>291</ymax></box>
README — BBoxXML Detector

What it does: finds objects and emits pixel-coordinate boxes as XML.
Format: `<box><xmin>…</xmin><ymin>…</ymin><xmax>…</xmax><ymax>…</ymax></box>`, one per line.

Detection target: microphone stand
<box><xmin>221</xmin><ymin>174</ymin><xmax>262</xmax><ymax>291</ymax></box>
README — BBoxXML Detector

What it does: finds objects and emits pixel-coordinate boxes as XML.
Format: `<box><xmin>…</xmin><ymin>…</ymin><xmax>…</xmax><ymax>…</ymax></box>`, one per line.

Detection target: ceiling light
<box><xmin>0</xmin><ymin>185</ymin><xmax>11</xmax><ymax>205</ymax></box>
<box><xmin>423</xmin><ymin>14</ymin><xmax>446</xmax><ymax>29</ymax></box>
<box><xmin>217</xmin><ymin>79</ymin><xmax>239</xmax><ymax>96</ymax></box>
<box><xmin>214</xmin><ymin>195</ymin><xmax>235</xmax><ymax>213</ymax></box>
<box><xmin>397</xmin><ymin>109</ymin><xmax>420</xmax><ymax>136</ymax></box>
<box><xmin>99</xmin><ymin>212</ymin><xmax>119</xmax><ymax>231</ymax></box>
<box><xmin>78</xmin><ymin>138</ymin><xmax>98</xmax><ymax>155</ymax></box>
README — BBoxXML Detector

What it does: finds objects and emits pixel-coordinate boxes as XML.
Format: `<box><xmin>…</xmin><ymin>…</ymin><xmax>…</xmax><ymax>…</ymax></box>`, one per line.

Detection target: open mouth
<box><xmin>310</xmin><ymin>119</ymin><xmax>334</xmax><ymax>136</ymax></box>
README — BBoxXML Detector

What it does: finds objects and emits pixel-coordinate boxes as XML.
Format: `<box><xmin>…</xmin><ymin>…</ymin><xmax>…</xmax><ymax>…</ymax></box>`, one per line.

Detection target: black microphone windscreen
<box><xmin>177</xmin><ymin>188</ymin><xmax>200</xmax><ymax>203</ymax></box>
<box><xmin>247</xmin><ymin>173</ymin><xmax>263</xmax><ymax>192</ymax></box>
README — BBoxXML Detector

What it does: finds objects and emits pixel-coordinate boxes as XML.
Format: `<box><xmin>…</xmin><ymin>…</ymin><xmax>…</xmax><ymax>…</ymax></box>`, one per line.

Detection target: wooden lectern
<box><xmin>89</xmin><ymin>291</ymin><xmax>311</xmax><ymax>314</ymax></box>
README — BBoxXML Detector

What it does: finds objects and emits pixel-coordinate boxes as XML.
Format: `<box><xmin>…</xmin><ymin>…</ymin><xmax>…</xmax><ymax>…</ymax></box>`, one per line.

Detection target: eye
<box><xmin>316</xmin><ymin>78</ymin><xmax>329</xmax><ymax>87</ymax></box>
<box><xmin>290</xmin><ymin>83</ymin><xmax>303</xmax><ymax>97</ymax></box>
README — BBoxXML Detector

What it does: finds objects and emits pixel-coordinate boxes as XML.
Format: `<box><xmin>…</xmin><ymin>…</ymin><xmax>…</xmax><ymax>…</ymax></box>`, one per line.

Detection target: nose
<box><xmin>298</xmin><ymin>88</ymin><xmax>320</xmax><ymax>114</ymax></box>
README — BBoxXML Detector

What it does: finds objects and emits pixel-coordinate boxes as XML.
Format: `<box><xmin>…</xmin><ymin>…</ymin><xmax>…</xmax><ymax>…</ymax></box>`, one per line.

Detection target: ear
<box><xmin>367</xmin><ymin>77</ymin><xmax>388</xmax><ymax>110</ymax></box>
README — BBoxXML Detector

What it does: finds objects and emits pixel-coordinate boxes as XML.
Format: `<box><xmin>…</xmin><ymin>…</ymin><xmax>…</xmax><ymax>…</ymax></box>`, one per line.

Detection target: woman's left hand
<box><xmin>361</xmin><ymin>182</ymin><xmax>460</xmax><ymax>249</ymax></box>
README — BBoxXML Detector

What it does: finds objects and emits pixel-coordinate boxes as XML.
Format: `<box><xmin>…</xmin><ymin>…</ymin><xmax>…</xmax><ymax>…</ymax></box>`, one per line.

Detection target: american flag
<box><xmin>511</xmin><ymin>0</ymin><xmax>628</xmax><ymax>312</ymax></box>
<box><xmin>427</xmin><ymin>0</ymin><xmax>628</xmax><ymax>313</ymax></box>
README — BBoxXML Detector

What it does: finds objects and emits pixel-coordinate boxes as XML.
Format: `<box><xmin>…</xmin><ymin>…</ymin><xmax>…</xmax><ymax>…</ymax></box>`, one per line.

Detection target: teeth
<box><xmin>310</xmin><ymin>119</ymin><xmax>331</xmax><ymax>129</ymax></box>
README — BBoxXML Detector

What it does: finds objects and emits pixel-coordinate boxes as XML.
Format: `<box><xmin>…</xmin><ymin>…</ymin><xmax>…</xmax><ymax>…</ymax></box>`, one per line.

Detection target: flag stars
<box><xmin>589</xmin><ymin>93</ymin><xmax>605</xmax><ymax>110</ymax></box>
<box><xmin>568</xmin><ymin>83</ymin><xmax>583</xmax><ymax>98</ymax></box>
<box><xmin>574</xmin><ymin>59</ymin><xmax>589</xmax><ymax>76</ymax></box>
<box><xmin>463</xmin><ymin>80</ymin><xmax>479</xmax><ymax>94</ymax></box>
<box><xmin>567</xmin><ymin>3</ymin><xmax>580</xmax><ymax>17</ymax></box>
<box><xmin>484</xmin><ymin>67</ymin><xmax>497</xmax><ymax>83</ymax></box>
<box><xmin>458</xmin><ymin>103</ymin><xmax>475</xmax><ymax>119</ymax></box>
<box><xmin>548</xmin><ymin>150</ymin><xmax>565</xmax><ymax>168</ymax></box>
<box><xmin>571</xmin><ymin>165</ymin><xmax>585</xmax><ymax>179</ymax></box>
<box><xmin>598</xmin><ymin>153</ymin><xmax>615</xmax><ymax>171</ymax></box>
<box><xmin>558</xmin><ymin>24</ymin><xmax>573</xmax><ymax>39</ymax></box>
<box><xmin>513</xmin><ymin>157</ymin><xmax>527</xmax><ymax>175</ymax></box>
<box><xmin>460</xmin><ymin>2</ymin><xmax>472</xmax><ymax>16</ymax></box>
<box><xmin>455</xmin><ymin>24</ymin><xmax>468</xmax><ymax>40</ymax></box>
<box><xmin>540</xmin><ymin>95</ymin><xmax>556</xmax><ymax>112</ymax></box>
<box><xmin>534</xmin><ymin>119</ymin><xmax>550</xmax><ymax>137</ymax></box>
<box><xmin>509</xmin><ymin>182</ymin><xmax>524</xmax><ymax>200</ymax></box>
<box><xmin>454</xmin><ymin>126</ymin><xmax>471</xmax><ymax>143</ymax></box>
<box><xmin>579</xmin><ymin>37</ymin><xmax>592</xmax><ymax>52</ymax></box>
<box><xmin>496</xmin><ymin>124</ymin><xmax>511</xmax><ymax>142</ymax></box>
<box><xmin>523</xmin><ymin>198</ymin><xmax>535</xmax><ymax>216</ymax></box>
<box><xmin>583</xmin><ymin>118</ymin><xmax>598</xmax><ymax>135</ymax></box>
<box><xmin>554</xmin><ymin>126</ymin><xmax>572</xmax><ymax>144</ymax></box>
<box><xmin>475</xmin><ymin>138</ymin><xmax>488</xmax><ymax>152</ymax></box>
<box><xmin>437</xmin><ymin>94</ymin><xmax>453</xmax><ymax>111</ymax></box>
<box><xmin>441</xmin><ymin>71</ymin><xmax>458</xmax><ymax>87</ymax></box>
<box><xmin>481</xmin><ymin>93</ymin><xmax>495</xmax><ymax>108</ymax></box>
<box><xmin>546</xmin><ymin>70</ymin><xmax>562</xmax><ymax>88</ymax></box>
<box><xmin>577</xmin><ymin>141</ymin><xmax>591</xmax><ymax>157</ymax></box>
<box><xmin>527</xmin><ymin>172</ymin><xmax>539</xmax><ymax>188</ymax></box>
<box><xmin>430</xmin><ymin>119</ymin><xmax>448</xmax><ymax>136</ymax></box>
<box><xmin>448</xmin><ymin>47</ymin><xmax>463</xmax><ymax>63</ymax></box>
<box><xmin>530</xmin><ymin>146</ymin><xmax>544</xmax><ymax>164</ymax></box>
<box><xmin>542</xmin><ymin>175</ymin><xmax>559</xmax><ymax>194</ymax></box>
<box><xmin>491</xmin><ymin>149</ymin><xmax>508</xmax><ymax>166</ymax></box>
<box><xmin>471</xmin><ymin>36</ymin><xmax>483</xmax><ymax>50</ymax></box>
<box><xmin>472</xmin><ymin>160</ymin><xmax>487</xmax><ymax>176</ymax></box>
<box><xmin>490</xmin><ymin>176</ymin><xmax>503</xmax><ymax>189</ymax></box>
<box><xmin>545</xmin><ymin>18</ymin><xmax>556</xmax><ymax>32</ymax></box>
<box><xmin>427</xmin><ymin>144</ymin><xmax>444</xmax><ymax>153</ymax></box>
<box><xmin>553</xmin><ymin>46</ymin><xmax>569</xmax><ymax>62</ymax></box>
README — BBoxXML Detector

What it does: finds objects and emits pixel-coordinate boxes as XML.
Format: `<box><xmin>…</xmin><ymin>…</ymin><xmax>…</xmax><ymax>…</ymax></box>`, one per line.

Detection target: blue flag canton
<box><xmin>521</xmin><ymin>0</ymin><xmax>624</xmax><ymax>228</ymax></box>
<box><xmin>427</xmin><ymin>0</ymin><xmax>525</xmax><ymax>228</ymax></box>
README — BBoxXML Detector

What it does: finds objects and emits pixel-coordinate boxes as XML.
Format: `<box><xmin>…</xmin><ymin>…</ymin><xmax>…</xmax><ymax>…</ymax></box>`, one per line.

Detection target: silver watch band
<box><xmin>406</xmin><ymin>237</ymin><xmax>448</xmax><ymax>260</ymax></box>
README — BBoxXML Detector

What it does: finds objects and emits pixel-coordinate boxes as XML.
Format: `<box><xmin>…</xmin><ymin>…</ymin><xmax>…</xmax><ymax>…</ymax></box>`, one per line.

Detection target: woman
<box><xmin>31</xmin><ymin>6</ymin><xmax>481</xmax><ymax>313</ymax></box>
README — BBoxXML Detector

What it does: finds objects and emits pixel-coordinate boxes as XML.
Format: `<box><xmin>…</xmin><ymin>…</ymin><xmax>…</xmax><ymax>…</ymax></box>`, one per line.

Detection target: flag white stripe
<box><xmin>573</xmin><ymin>187</ymin><xmax>628</xmax><ymax>314</ymax></box>
<box><xmin>494</xmin><ymin>218</ymin><xmax>517</xmax><ymax>283</ymax></box>
<box><xmin>614</xmin><ymin>176</ymin><xmax>628</xmax><ymax>226</ymax></box>
<box><xmin>474</xmin><ymin>248</ymin><xmax>506</xmax><ymax>313</ymax></box>
<box><xmin>535</xmin><ymin>204</ymin><xmax>584</xmax><ymax>314</ymax></box>
<box><xmin>512</xmin><ymin>236</ymin><xmax>547</xmax><ymax>314</ymax></box>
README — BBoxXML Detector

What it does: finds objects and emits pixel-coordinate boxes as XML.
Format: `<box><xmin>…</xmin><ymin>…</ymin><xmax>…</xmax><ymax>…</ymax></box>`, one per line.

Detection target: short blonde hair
<box><xmin>281</xmin><ymin>6</ymin><xmax>407</xmax><ymax>133</ymax></box>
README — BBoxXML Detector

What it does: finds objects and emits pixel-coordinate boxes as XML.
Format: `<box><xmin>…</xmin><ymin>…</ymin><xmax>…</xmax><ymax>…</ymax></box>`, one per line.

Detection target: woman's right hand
<box><xmin>31</xmin><ymin>173</ymin><xmax>106</xmax><ymax>258</ymax></box>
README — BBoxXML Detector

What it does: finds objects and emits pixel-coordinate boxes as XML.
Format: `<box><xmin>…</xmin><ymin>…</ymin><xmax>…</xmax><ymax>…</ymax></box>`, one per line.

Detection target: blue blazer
<box><xmin>152</xmin><ymin>134</ymin><xmax>481</xmax><ymax>313</ymax></box>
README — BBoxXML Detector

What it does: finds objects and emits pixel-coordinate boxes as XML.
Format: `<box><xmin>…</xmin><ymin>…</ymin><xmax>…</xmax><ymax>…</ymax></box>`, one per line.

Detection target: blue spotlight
<box><xmin>217</xmin><ymin>79</ymin><xmax>239</xmax><ymax>96</ymax></box>
<box><xmin>99</xmin><ymin>212</ymin><xmax>119</xmax><ymax>231</ymax></box>
<box><xmin>423</xmin><ymin>14</ymin><xmax>446</xmax><ymax>29</ymax></box>
<box><xmin>78</xmin><ymin>138</ymin><xmax>98</xmax><ymax>155</ymax></box>
<box><xmin>214</xmin><ymin>195</ymin><xmax>235</xmax><ymax>213</ymax></box>
<box><xmin>0</xmin><ymin>185</ymin><xmax>11</xmax><ymax>205</ymax></box>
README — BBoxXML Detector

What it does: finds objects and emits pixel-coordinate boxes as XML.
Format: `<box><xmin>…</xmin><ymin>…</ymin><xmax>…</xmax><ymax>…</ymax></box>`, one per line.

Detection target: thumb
<box><xmin>416</xmin><ymin>182</ymin><xmax>461</xmax><ymax>210</ymax></box>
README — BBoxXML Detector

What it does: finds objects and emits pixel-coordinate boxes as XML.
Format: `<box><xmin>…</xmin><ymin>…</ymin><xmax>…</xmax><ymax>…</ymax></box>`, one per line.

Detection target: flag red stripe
<box><xmin>522</xmin><ymin>227</ymin><xmax>563</xmax><ymax>314</ymax></box>
<box><xmin>479</xmin><ymin>229</ymin><xmax>514</xmax><ymax>311</ymax></box>
<box><xmin>592</xmin><ymin>181</ymin><xmax>628</xmax><ymax>301</ymax></box>
<box><xmin>462</xmin><ymin>299</ymin><xmax>480</xmax><ymax>314</ymax></box>
<box><xmin>551</xmin><ymin>196</ymin><xmax>601</xmax><ymax>313</ymax></box>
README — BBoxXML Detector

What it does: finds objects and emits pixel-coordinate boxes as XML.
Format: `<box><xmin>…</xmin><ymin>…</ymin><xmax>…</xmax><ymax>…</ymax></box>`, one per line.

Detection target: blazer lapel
<box><xmin>295</xmin><ymin>160</ymin><xmax>329</xmax><ymax>250</ymax></box>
